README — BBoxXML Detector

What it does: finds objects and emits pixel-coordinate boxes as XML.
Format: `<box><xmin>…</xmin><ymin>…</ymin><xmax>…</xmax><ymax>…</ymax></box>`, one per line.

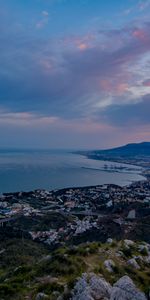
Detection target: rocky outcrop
<box><xmin>72</xmin><ymin>273</ymin><xmax>112</xmax><ymax>300</ymax></box>
<box><xmin>110</xmin><ymin>276</ymin><xmax>147</xmax><ymax>300</ymax></box>
<box><xmin>71</xmin><ymin>274</ymin><xmax>147</xmax><ymax>300</ymax></box>
<box><xmin>127</xmin><ymin>258</ymin><xmax>140</xmax><ymax>270</ymax></box>
<box><xmin>124</xmin><ymin>239</ymin><xmax>135</xmax><ymax>248</ymax></box>
<box><xmin>138</xmin><ymin>244</ymin><xmax>150</xmax><ymax>253</ymax></box>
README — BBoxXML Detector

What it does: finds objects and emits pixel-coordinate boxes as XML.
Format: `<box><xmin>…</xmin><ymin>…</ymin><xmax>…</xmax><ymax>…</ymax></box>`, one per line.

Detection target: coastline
<box><xmin>1</xmin><ymin>177</ymin><xmax>148</xmax><ymax>197</ymax></box>
<box><xmin>0</xmin><ymin>149</ymin><xmax>148</xmax><ymax>193</ymax></box>
<box><xmin>75</xmin><ymin>151</ymin><xmax>150</xmax><ymax>183</ymax></box>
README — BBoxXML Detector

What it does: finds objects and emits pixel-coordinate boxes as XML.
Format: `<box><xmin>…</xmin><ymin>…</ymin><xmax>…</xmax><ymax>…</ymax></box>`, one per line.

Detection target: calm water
<box><xmin>0</xmin><ymin>149</ymin><xmax>145</xmax><ymax>193</ymax></box>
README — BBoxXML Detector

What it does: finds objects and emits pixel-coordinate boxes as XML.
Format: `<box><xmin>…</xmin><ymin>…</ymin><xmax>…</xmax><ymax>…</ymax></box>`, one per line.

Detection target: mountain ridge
<box><xmin>75</xmin><ymin>142</ymin><xmax>150</xmax><ymax>169</ymax></box>
<box><xmin>87</xmin><ymin>142</ymin><xmax>150</xmax><ymax>155</ymax></box>
<box><xmin>77</xmin><ymin>142</ymin><xmax>150</xmax><ymax>157</ymax></box>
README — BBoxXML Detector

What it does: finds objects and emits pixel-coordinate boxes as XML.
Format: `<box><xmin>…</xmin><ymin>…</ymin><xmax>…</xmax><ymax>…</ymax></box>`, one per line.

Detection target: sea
<box><xmin>0</xmin><ymin>149</ymin><xmax>145</xmax><ymax>193</ymax></box>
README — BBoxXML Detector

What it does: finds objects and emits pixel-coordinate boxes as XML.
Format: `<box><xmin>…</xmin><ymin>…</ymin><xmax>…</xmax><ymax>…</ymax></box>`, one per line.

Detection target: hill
<box><xmin>91</xmin><ymin>142</ymin><xmax>150</xmax><ymax>157</ymax></box>
<box><xmin>0</xmin><ymin>237</ymin><xmax>149</xmax><ymax>299</ymax></box>
<box><xmin>76</xmin><ymin>142</ymin><xmax>150</xmax><ymax>168</ymax></box>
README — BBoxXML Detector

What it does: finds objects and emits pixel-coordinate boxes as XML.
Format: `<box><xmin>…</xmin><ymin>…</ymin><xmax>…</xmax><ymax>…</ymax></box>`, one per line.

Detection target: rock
<box><xmin>127</xmin><ymin>209</ymin><xmax>136</xmax><ymax>220</ymax></box>
<box><xmin>51</xmin><ymin>291</ymin><xmax>60</xmax><ymax>298</ymax></box>
<box><xmin>72</xmin><ymin>273</ymin><xmax>112</xmax><ymax>300</ymax></box>
<box><xmin>146</xmin><ymin>242</ymin><xmax>150</xmax><ymax>251</ymax></box>
<box><xmin>39</xmin><ymin>255</ymin><xmax>52</xmax><ymax>263</ymax></box>
<box><xmin>133</xmin><ymin>255</ymin><xmax>144</xmax><ymax>263</ymax></box>
<box><xmin>104</xmin><ymin>259</ymin><xmax>115</xmax><ymax>273</ymax></box>
<box><xmin>57</xmin><ymin>296</ymin><xmax>64</xmax><ymax>300</ymax></box>
<box><xmin>116</xmin><ymin>251</ymin><xmax>124</xmax><ymax>258</ymax></box>
<box><xmin>127</xmin><ymin>258</ymin><xmax>140</xmax><ymax>270</ymax></box>
<box><xmin>14</xmin><ymin>266</ymin><xmax>22</xmax><ymax>273</ymax></box>
<box><xmin>36</xmin><ymin>275</ymin><xmax>58</xmax><ymax>284</ymax></box>
<box><xmin>138</xmin><ymin>245</ymin><xmax>149</xmax><ymax>255</ymax></box>
<box><xmin>90</xmin><ymin>274</ymin><xmax>112</xmax><ymax>299</ymax></box>
<box><xmin>71</xmin><ymin>274</ymin><xmax>147</xmax><ymax>300</ymax></box>
<box><xmin>36</xmin><ymin>293</ymin><xmax>48</xmax><ymax>300</ymax></box>
<box><xmin>124</xmin><ymin>240</ymin><xmax>134</xmax><ymax>248</ymax></box>
<box><xmin>144</xmin><ymin>254</ymin><xmax>150</xmax><ymax>264</ymax></box>
<box><xmin>107</xmin><ymin>238</ymin><xmax>113</xmax><ymax>244</ymax></box>
<box><xmin>110</xmin><ymin>276</ymin><xmax>147</xmax><ymax>300</ymax></box>
<box><xmin>73</xmin><ymin>289</ymin><xmax>94</xmax><ymax>300</ymax></box>
<box><xmin>0</xmin><ymin>249</ymin><xmax>5</xmax><ymax>255</ymax></box>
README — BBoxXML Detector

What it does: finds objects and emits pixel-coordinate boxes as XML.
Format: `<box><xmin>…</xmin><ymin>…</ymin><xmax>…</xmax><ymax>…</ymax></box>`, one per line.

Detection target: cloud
<box><xmin>0</xmin><ymin>110</ymin><xmax>58</xmax><ymax>126</ymax></box>
<box><xmin>0</xmin><ymin>15</ymin><xmax>150</xmax><ymax>131</ymax></box>
<box><xmin>42</xmin><ymin>10</ymin><xmax>49</xmax><ymax>17</ymax></box>
<box><xmin>143</xmin><ymin>79</ymin><xmax>150</xmax><ymax>86</ymax></box>
<box><xmin>132</xmin><ymin>28</ymin><xmax>148</xmax><ymax>41</ymax></box>
<box><xmin>36</xmin><ymin>10</ymin><xmax>49</xmax><ymax>29</ymax></box>
<box><xmin>101</xmin><ymin>94</ymin><xmax>150</xmax><ymax>127</ymax></box>
<box><xmin>138</xmin><ymin>0</ymin><xmax>150</xmax><ymax>11</ymax></box>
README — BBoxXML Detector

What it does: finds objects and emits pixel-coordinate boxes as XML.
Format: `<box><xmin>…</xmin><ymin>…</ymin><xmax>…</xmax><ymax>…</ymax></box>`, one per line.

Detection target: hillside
<box><xmin>0</xmin><ymin>168</ymin><xmax>150</xmax><ymax>299</ymax></box>
<box><xmin>90</xmin><ymin>142</ymin><xmax>150</xmax><ymax>157</ymax></box>
<box><xmin>76</xmin><ymin>142</ymin><xmax>150</xmax><ymax>168</ymax></box>
<box><xmin>0</xmin><ymin>238</ymin><xmax>150</xmax><ymax>299</ymax></box>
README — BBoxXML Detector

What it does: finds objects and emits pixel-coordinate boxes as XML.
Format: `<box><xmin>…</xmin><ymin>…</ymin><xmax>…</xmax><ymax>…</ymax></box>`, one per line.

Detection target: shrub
<box><xmin>120</xmin><ymin>247</ymin><xmax>132</xmax><ymax>258</ymax></box>
<box><xmin>0</xmin><ymin>283</ymin><xmax>16</xmax><ymax>297</ymax></box>
<box><xmin>37</xmin><ymin>282</ymin><xmax>64</xmax><ymax>294</ymax></box>
<box><xmin>88</xmin><ymin>243</ymin><xmax>99</xmax><ymax>254</ymax></box>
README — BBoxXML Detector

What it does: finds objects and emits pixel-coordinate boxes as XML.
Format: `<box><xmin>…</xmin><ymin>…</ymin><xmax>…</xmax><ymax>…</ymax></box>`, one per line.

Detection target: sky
<box><xmin>0</xmin><ymin>0</ymin><xmax>150</xmax><ymax>149</ymax></box>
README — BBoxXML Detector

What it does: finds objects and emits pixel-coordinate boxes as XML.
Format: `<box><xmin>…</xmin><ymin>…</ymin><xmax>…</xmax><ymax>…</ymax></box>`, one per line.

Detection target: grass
<box><xmin>0</xmin><ymin>238</ymin><xmax>149</xmax><ymax>299</ymax></box>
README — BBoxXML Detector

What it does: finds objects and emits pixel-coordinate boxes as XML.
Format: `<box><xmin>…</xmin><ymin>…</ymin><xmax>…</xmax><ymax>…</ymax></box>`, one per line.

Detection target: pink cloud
<box><xmin>39</xmin><ymin>59</ymin><xmax>53</xmax><ymax>71</ymax></box>
<box><xmin>77</xmin><ymin>43</ymin><xmax>89</xmax><ymax>51</ymax></box>
<box><xmin>100</xmin><ymin>79</ymin><xmax>128</xmax><ymax>95</ymax></box>
<box><xmin>115</xmin><ymin>83</ymin><xmax>128</xmax><ymax>95</ymax></box>
<box><xmin>132</xmin><ymin>29</ymin><xmax>148</xmax><ymax>41</ymax></box>
<box><xmin>58</xmin><ymin>118</ymin><xmax>114</xmax><ymax>134</ymax></box>
<box><xmin>143</xmin><ymin>79</ymin><xmax>150</xmax><ymax>86</ymax></box>
<box><xmin>0</xmin><ymin>110</ymin><xmax>58</xmax><ymax>126</ymax></box>
<box><xmin>62</xmin><ymin>34</ymin><xmax>95</xmax><ymax>51</ymax></box>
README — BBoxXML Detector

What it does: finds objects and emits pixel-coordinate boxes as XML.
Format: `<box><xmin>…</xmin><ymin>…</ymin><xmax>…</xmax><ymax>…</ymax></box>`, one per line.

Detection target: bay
<box><xmin>0</xmin><ymin>149</ymin><xmax>145</xmax><ymax>193</ymax></box>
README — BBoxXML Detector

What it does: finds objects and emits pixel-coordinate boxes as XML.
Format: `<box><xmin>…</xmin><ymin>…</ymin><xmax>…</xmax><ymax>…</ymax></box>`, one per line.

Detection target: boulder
<box><xmin>138</xmin><ymin>244</ymin><xmax>149</xmax><ymax>255</ymax></box>
<box><xmin>36</xmin><ymin>293</ymin><xmax>48</xmax><ymax>300</ymax></box>
<box><xmin>110</xmin><ymin>276</ymin><xmax>147</xmax><ymax>300</ymax></box>
<box><xmin>133</xmin><ymin>255</ymin><xmax>144</xmax><ymax>263</ymax></box>
<box><xmin>73</xmin><ymin>288</ymin><xmax>94</xmax><ymax>300</ymax></box>
<box><xmin>51</xmin><ymin>291</ymin><xmax>60</xmax><ymax>298</ymax></box>
<box><xmin>127</xmin><ymin>258</ymin><xmax>140</xmax><ymax>270</ymax></box>
<box><xmin>116</xmin><ymin>251</ymin><xmax>124</xmax><ymax>258</ymax></box>
<box><xmin>72</xmin><ymin>273</ymin><xmax>112</xmax><ymax>300</ymax></box>
<box><xmin>39</xmin><ymin>255</ymin><xmax>52</xmax><ymax>263</ymax></box>
<box><xmin>144</xmin><ymin>254</ymin><xmax>150</xmax><ymax>264</ymax></box>
<box><xmin>71</xmin><ymin>274</ymin><xmax>147</xmax><ymax>300</ymax></box>
<box><xmin>124</xmin><ymin>240</ymin><xmax>134</xmax><ymax>248</ymax></box>
<box><xmin>127</xmin><ymin>209</ymin><xmax>136</xmax><ymax>220</ymax></box>
<box><xmin>107</xmin><ymin>238</ymin><xmax>113</xmax><ymax>244</ymax></box>
<box><xmin>104</xmin><ymin>259</ymin><xmax>115</xmax><ymax>273</ymax></box>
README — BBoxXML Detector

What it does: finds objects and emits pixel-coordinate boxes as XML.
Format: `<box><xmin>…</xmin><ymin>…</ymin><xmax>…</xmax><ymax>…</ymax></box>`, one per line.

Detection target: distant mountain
<box><xmin>92</xmin><ymin>142</ymin><xmax>150</xmax><ymax>157</ymax></box>
<box><xmin>76</xmin><ymin>142</ymin><xmax>150</xmax><ymax>166</ymax></box>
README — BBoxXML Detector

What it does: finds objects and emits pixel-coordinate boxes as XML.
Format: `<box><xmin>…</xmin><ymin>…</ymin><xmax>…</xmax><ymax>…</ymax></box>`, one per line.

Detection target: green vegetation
<box><xmin>0</xmin><ymin>238</ymin><xmax>149</xmax><ymax>299</ymax></box>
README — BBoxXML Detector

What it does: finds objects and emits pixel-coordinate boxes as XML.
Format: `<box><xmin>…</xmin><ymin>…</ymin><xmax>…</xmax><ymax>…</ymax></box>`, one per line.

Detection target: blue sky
<box><xmin>0</xmin><ymin>0</ymin><xmax>150</xmax><ymax>149</ymax></box>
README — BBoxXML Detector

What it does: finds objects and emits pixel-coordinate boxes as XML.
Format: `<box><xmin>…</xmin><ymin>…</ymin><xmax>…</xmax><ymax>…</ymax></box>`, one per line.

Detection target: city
<box><xmin>0</xmin><ymin>179</ymin><xmax>150</xmax><ymax>247</ymax></box>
